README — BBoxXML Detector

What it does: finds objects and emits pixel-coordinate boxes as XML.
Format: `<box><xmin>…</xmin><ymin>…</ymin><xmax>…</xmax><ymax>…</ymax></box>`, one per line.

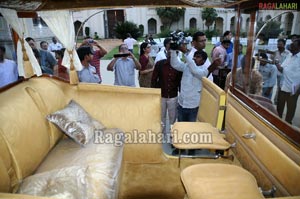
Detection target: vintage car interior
<box><xmin>0</xmin><ymin>0</ymin><xmax>299</xmax><ymax>199</ymax></box>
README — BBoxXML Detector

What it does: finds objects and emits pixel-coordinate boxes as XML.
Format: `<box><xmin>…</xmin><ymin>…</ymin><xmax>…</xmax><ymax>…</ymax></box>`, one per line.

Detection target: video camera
<box><xmin>170</xmin><ymin>31</ymin><xmax>189</xmax><ymax>50</ymax></box>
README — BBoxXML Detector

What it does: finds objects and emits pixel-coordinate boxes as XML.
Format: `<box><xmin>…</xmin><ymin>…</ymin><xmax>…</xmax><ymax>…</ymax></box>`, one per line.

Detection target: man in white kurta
<box><xmin>276</xmin><ymin>39</ymin><xmax>300</xmax><ymax>124</ymax></box>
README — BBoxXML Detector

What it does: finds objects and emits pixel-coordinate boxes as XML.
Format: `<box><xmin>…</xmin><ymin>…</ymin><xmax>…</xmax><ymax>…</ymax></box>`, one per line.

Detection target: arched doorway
<box><xmin>285</xmin><ymin>13</ymin><xmax>294</xmax><ymax>35</ymax></box>
<box><xmin>74</xmin><ymin>21</ymin><xmax>83</xmax><ymax>38</ymax></box>
<box><xmin>230</xmin><ymin>17</ymin><xmax>235</xmax><ymax>32</ymax></box>
<box><xmin>189</xmin><ymin>18</ymin><xmax>197</xmax><ymax>29</ymax></box>
<box><xmin>215</xmin><ymin>17</ymin><xmax>223</xmax><ymax>36</ymax></box>
<box><xmin>148</xmin><ymin>18</ymin><xmax>157</xmax><ymax>35</ymax></box>
<box><xmin>107</xmin><ymin>10</ymin><xmax>125</xmax><ymax>38</ymax></box>
<box><xmin>246</xmin><ymin>18</ymin><xmax>250</xmax><ymax>30</ymax></box>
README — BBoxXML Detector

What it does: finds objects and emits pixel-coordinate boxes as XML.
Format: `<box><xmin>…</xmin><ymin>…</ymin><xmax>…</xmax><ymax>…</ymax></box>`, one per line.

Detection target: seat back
<box><xmin>0</xmin><ymin>78</ymin><xmax>69</xmax><ymax>192</ymax></box>
<box><xmin>198</xmin><ymin>77</ymin><xmax>226</xmax><ymax>130</ymax></box>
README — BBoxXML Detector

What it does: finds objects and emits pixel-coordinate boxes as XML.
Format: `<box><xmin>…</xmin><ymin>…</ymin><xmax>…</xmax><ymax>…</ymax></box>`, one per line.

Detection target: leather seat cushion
<box><xmin>181</xmin><ymin>163</ymin><xmax>264</xmax><ymax>199</ymax></box>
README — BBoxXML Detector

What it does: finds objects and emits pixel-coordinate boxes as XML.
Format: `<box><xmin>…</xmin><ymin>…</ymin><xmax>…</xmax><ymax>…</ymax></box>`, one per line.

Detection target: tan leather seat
<box><xmin>172</xmin><ymin>122</ymin><xmax>230</xmax><ymax>150</ymax></box>
<box><xmin>181</xmin><ymin>164</ymin><xmax>264</xmax><ymax>199</ymax></box>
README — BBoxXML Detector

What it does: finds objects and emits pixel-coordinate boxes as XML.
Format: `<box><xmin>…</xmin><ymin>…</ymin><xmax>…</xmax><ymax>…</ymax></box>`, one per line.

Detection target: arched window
<box><xmin>148</xmin><ymin>18</ymin><xmax>157</xmax><ymax>34</ymax></box>
<box><xmin>215</xmin><ymin>17</ymin><xmax>223</xmax><ymax>35</ymax></box>
<box><xmin>285</xmin><ymin>13</ymin><xmax>294</xmax><ymax>35</ymax></box>
<box><xmin>246</xmin><ymin>17</ymin><xmax>250</xmax><ymax>29</ymax></box>
<box><xmin>230</xmin><ymin>17</ymin><xmax>235</xmax><ymax>32</ymax></box>
<box><xmin>74</xmin><ymin>20</ymin><xmax>83</xmax><ymax>37</ymax></box>
<box><xmin>189</xmin><ymin>18</ymin><xmax>197</xmax><ymax>29</ymax></box>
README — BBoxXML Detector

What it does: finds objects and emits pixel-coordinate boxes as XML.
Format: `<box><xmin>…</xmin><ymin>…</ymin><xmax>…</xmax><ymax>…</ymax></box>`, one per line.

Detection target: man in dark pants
<box><xmin>276</xmin><ymin>39</ymin><xmax>300</xmax><ymax>124</ymax></box>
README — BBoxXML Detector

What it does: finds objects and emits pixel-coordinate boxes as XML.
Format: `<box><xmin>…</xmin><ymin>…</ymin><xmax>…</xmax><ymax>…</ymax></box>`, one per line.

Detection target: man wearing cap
<box><xmin>77</xmin><ymin>46</ymin><xmax>101</xmax><ymax>83</ymax></box>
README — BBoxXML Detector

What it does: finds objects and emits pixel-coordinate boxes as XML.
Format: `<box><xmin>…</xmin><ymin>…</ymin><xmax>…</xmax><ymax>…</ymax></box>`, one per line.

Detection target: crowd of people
<box><xmin>0</xmin><ymin>31</ymin><xmax>299</xmax><ymax>126</ymax></box>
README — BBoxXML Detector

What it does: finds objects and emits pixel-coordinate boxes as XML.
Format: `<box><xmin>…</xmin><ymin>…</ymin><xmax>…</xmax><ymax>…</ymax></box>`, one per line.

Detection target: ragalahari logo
<box><xmin>258</xmin><ymin>2</ymin><xmax>299</xmax><ymax>11</ymax></box>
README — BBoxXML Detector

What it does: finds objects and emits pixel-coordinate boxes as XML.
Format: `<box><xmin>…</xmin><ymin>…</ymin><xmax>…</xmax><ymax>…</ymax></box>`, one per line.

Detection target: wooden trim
<box><xmin>0</xmin><ymin>78</ymin><xmax>25</xmax><ymax>92</ymax></box>
<box><xmin>231</xmin><ymin>87</ymin><xmax>300</xmax><ymax>147</ymax></box>
<box><xmin>41</xmin><ymin>74</ymin><xmax>70</xmax><ymax>83</ymax></box>
<box><xmin>231</xmin><ymin>4</ymin><xmax>241</xmax><ymax>89</ymax></box>
<box><xmin>17</xmin><ymin>12</ymin><xmax>38</xmax><ymax>18</ymax></box>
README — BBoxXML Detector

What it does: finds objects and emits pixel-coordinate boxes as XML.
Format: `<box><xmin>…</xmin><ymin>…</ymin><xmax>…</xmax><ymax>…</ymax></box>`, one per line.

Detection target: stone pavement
<box><xmin>96</xmin><ymin>39</ymin><xmax>123</xmax><ymax>52</ymax></box>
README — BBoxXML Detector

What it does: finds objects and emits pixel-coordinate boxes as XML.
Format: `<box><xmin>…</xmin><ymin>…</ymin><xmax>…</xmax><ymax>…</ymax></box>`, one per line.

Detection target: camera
<box><xmin>170</xmin><ymin>31</ymin><xmax>188</xmax><ymax>50</ymax></box>
<box><xmin>88</xmin><ymin>39</ymin><xmax>94</xmax><ymax>43</ymax></box>
<box><xmin>113</xmin><ymin>53</ymin><xmax>130</xmax><ymax>58</ymax></box>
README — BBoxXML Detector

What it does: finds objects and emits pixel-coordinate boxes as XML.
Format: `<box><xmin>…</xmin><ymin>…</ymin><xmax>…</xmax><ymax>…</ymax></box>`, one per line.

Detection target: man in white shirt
<box><xmin>154</xmin><ymin>38</ymin><xmax>171</xmax><ymax>64</ymax></box>
<box><xmin>276</xmin><ymin>39</ymin><xmax>300</xmax><ymax>124</ymax></box>
<box><xmin>48</xmin><ymin>37</ymin><xmax>63</xmax><ymax>52</ymax></box>
<box><xmin>170</xmin><ymin>44</ymin><xmax>220</xmax><ymax>122</ymax></box>
<box><xmin>271</xmin><ymin>39</ymin><xmax>290</xmax><ymax>104</ymax></box>
<box><xmin>188</xmin><ymin>31</ymin><xmax>213</xmax><ymax>81</ymax></box>
<box><xmin>0</xmin><ymin>46</ymin><xmax>18</xmax><ymax>87</ymax></box>
<box><xmin>124</xmin><ymin>33</ymin><xmax>137</xmax><ymax>53</ymax></box>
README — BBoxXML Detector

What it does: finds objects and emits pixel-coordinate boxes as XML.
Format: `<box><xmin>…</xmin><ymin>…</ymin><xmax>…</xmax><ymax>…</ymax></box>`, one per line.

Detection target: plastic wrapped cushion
<box><xmin>18</xmin><ymin>128</ymin><xmax>124</xmax><ymax>199</ymax></box>
<box><xmin>18</xmin><ymin>166</ymin><xmax>87</xmax><ymax>199</ymax></box>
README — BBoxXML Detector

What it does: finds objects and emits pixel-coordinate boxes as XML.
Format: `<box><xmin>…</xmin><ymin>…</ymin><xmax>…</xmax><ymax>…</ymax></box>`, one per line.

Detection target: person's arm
<box><xmin>185</xmin><ymin>55</ymin><xmax>208</xmax><ymax>79</ymax></box>
<box><xmin>207</xmin><ymin>58</ymin><xmax>221</xmax><ymax>74</ymax></box>
<box><xmin>270</xmin><ymin>65</ymin><xmax>277</xmax><ymax>87</ymax></box>
<box><xmin>139</xmin><ymin>55</ymin><xmax>153</xmax><ymax>74</ymax></box>
<box><xmin>93</xmin><ymin>41</ymin><xmax>107</xmax><ymax>57</ymax></box>
<box><xmin>46</xmin><ymin>51</ymin><xmax>58</xmax><ymax>69</ymax></box>
<box><xmin>170</xmin><ymin>50</ymin><xmax>185</xmax><ymax>72</ymax></box>
<box><xmin>129</xmin><ymin>52</ymin><xmax>141</xmax><ymax>70</ymax></box>
<box><xmin>151</xmin><ymin>61</ymin><xmax>160</xmax><ymax>88</ymax></box>
<box><xmin>275</xmin><ymin>63</ymin><xmax>283</xmax><ymax>73</ymax></box>
<box><xmin>107</xmin><ymin>58</ymin><xmax>117</xmax><ymax>71</ymax></box>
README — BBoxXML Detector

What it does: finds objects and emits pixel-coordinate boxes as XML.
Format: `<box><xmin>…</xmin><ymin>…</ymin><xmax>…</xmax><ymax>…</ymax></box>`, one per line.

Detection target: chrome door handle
<box><xmin>242</xmin><ymin>132</ymin><xmax>256</xmax><ymax>140</ymax></box>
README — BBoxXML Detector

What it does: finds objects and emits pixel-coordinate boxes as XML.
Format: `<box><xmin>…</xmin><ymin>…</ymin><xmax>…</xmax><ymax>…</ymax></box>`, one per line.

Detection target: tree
<box><xmin>114</xmin><ymin>21</ymin><xmax>142</xmax><ymax>40</ymax></box>
<box><xmin>201</xmin><ymin>8</ymin><xmax>217</xmax><ymax>31</ymax></box>
<box><xmin>256</xmin><ymin>20</ymin><xmax>283</xmax><ymax>39</ymax></box>
<box><xmin>156</xmin><ymin>7</ymin><xmax>186</xmax><ymax>30</ymax></box>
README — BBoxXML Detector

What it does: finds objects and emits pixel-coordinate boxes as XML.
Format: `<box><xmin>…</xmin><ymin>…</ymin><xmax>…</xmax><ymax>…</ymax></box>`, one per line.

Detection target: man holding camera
<box><xmin>170</xmin><ymin>43</ymin><xmax>221</xmax><ymax>122</ymax></box>
<box><xmin>107</xmin><ymin>44</ymin><xmax>141</xmax><ymax>87</ymax></box>
<box><xmin>80</xmin><ymin>36</ymin><xmax>107</xmax><ymax>82</ymax></box>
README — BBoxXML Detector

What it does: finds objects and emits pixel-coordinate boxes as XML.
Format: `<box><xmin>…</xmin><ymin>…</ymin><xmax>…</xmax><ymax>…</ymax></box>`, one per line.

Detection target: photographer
<box><xmin>107</xmin><ymin>44</ymin><xmax>141</xmax><ymax>87</ymax></box>
<box><xmin>170</xmin><ymin>43</ymin><xmax>221</xmax><ymax>122</ymax></box>
<box><xmin>80</xmin><ymin>36</ymin><xmax>107</xmax><ymax>82</ymax></box>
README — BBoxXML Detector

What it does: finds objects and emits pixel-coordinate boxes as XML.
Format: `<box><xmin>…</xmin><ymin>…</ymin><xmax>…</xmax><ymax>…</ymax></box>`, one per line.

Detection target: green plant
<box><xmin>138</xmin><ymin>24</ymin><xmax>144</xmax><ymax>36</ymax></box>
<box><xmin>114</xmin><ymin>21</ymin><xmax>142</xmax><ymax>40</ymax></box>
<box><xmin>201</xmin><ymin>8</ymin><xmax>218</xmax><ymax>31</ymax></box>
<box><xmin>256</xmin><ymin>20</ymin><xmax>283</xmax><ymax>40</ymax></box>
<box><xmin>94</xmin><ymin>32</ymin><xmax>99</xmax><ymax>39</ymax></box>
<box><xmin>85</xmin><ymin>26</ymin><xmax>90</xmax><ymax>37</ymax></box>
<box><xmin>156</xmin><ymin>7</ymin><xmax>186</xmax><ymax>29</ymax></box>
<box><xmin>204</xmin><ymin>30</ymin><xmax>217</xmax><ymax>40</ymax></box>
<box><xmin>157</xmin><ymin>28</ymin><xmax>172</xmax><ymax>38</ymax></box>
<box><xmin>184</xmin><ymin>28</ymin><xmax>198</xmax><ymax>36</ymax></box>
